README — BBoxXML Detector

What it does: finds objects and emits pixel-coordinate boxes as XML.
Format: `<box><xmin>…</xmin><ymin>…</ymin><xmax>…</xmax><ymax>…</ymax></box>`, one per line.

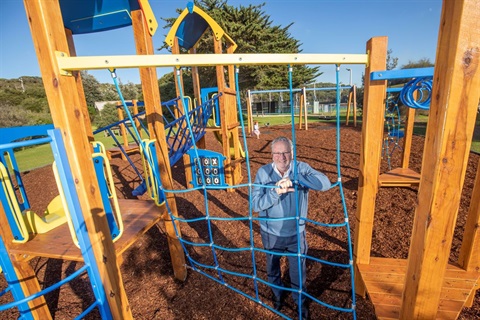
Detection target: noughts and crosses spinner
<box><xmin>187</xmin><ymin>149</ymin><xmax>228</xmax><ymax>187</ymax></box>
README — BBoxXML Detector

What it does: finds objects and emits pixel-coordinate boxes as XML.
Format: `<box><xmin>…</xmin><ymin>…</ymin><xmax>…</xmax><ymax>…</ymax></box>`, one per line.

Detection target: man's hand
<box><xmin>275</xmin><ymin>178</ymin><xmax>294</xmax><ymax>194</ymax></box>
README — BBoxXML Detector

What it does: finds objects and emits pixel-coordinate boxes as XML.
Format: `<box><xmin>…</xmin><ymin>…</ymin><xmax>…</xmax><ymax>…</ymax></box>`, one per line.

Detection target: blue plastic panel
<box><xmin>370</xmin><ymin>67</ymin><xmax>434</xmax><ymax>81</ymax></box>
<box><xmin>59</xmin><ymin>0</ymin><xmax>141</xmax><ymax>34</ymax></box>
<box><xmin>187</xmin><ymin>149</ymin><xmax>227</xmax><ymax>188</ymax></box>
<box><xmin>176</xmin><ymin>12</ymin><xmax>209</xmax><ymax>50</ymax></box>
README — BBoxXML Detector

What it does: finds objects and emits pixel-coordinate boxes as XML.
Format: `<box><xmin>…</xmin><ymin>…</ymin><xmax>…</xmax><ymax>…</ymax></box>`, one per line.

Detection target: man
<box><xmin>252</xmin><ymin>136</ymin><xmax>331</xmax><ymax>319</ymax></box>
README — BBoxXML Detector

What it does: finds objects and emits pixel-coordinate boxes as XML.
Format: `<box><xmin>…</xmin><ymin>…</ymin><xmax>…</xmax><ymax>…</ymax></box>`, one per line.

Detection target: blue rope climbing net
<box><xmin>155</xmin><ymin>65</ymin><xmax>358</xmax><ymax>319</ymax></box>
<box><xmin>382</xmin><ymin>90</ymin><xmax>404</xmax><ymax>170</ymax></box>
<box><xmin>108</xmin><ymin>64</ymin><xmax>357</xmax><ymax>318</ymax></box>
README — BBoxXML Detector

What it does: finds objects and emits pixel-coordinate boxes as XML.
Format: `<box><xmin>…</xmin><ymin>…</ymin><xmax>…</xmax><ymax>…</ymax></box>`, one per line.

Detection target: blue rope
<box><xmin>287</xmin><ymin>65</ymin><xmax>307</xmax><ymax>317</ymax></box>
<box><xmin>159</xmin><ymin>65</ymin><xmax>357</xmax><ymax>319</ymax></box>
<box><xmin>234</xmin><ymin>66</ymin><xmax>262</xmax><ymax>301</ymax></box>
<box><xmin>382</xmin><ymin>93</ymin><xmax>404</xmax><ymax>170</ymax></box>
<box><xmin>109</xmin><ymin>70</ymin><xmax>155</xmax><ymax>174</ymax></box>
<box><xmin>335</xmin><ymin>65</ymin><xmax>357</xmax><ymax>317</ymax></box>
<box><xmin>173</xmin><ymin>67</ymin><xmax>224</xmax><ymax>281</ymax></box>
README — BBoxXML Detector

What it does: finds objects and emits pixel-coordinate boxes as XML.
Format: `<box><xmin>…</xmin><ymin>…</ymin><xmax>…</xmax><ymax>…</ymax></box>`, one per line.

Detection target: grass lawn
<box><xmin>14</xmin><ymin>129</ymin><xmax>139</xmax><ymax>172</ymax></box>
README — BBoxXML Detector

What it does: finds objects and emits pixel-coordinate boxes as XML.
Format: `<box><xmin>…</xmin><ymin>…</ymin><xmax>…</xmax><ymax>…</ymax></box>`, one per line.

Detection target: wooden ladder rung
<box><xmin>378</xmin><ymin>168</ymin><xmax>421</xmax><ymax>187</ymax></box>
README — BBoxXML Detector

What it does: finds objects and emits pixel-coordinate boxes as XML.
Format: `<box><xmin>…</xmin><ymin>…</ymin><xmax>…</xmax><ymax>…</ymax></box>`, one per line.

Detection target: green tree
<box><xmin>94</xmin><ymin>103</ymin><xmax>120</xmax><ymax>129</ymax></box>
<box><xmin>118</xmin><ymin>80</ymin><xmax>140</xmax><ymax>100</ymax></box>
<box><xmin>400</xmin><ymin>58</ymin><xmax>434</xmax><ymax>69</ymax></box>
<box><xmin>159</xmin><ymin>0</ymin><xmax>321</xmax><ymax>93</ymax></box>
<box><xmin>357</xmin><ymin>49</ymin><xmax>399</xmax><ymax>110</ymax></box>
<box><xmin>386</xmin><ymin>49</ymin><xmax>399</xmax><ymax>71</ymax></box>
<box><xmin>81</xmin><ymin>71</ymin><xmax>103</xmax><ymax>108</ymax></box>
<box><xmin>99</xmin><ymin>83</ymin><xmax>121</xmax><ymax>101</ymax></box>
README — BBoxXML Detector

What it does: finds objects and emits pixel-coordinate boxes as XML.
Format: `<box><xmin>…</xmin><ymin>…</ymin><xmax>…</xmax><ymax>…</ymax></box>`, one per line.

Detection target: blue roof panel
<box><xmin>59</xmin><ymin>0</ymin><xmax>141</xmax><ymax>34</ymax></box>
<box><xmin>176</xmin><ymin>12</ymin><xmax>209</xmax><ymax>50</ymax></box>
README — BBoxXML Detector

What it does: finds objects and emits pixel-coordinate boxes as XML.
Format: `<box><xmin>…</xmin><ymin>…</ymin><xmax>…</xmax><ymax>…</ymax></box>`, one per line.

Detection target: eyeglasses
<box><xmin>272</xmin><ymin>152</ymin><xmax>291</xmax><ymax>157</ymax></box>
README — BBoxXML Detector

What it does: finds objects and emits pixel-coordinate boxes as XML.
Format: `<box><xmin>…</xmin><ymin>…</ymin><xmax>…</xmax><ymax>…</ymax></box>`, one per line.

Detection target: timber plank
<box><xmin>358</xmin><ymin>257</ymin><xmax>480</xmax><ymax>319</ymax></box>
<box><xmin>378</xmin><ymin>168</ymin><xmax>420</xmax><ymax>187</ymax></box>
<box><xmin>107</xmin><ymin>143</ymin><xmax>139</xmax><ymax>160</ymax></box>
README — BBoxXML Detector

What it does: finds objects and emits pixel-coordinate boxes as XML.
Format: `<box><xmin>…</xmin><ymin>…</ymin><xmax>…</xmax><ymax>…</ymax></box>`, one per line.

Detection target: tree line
<box><xmin>0</xmin><ymin>0</ymin><xmax>433</xmax><ymax>129</ymax></box>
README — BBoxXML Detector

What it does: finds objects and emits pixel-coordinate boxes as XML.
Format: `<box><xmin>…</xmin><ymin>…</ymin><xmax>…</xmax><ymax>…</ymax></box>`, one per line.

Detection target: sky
<box><xmin>0</xmin><ymin>0</ymin><xmax>442</xmax><ymax>87</ymax></box>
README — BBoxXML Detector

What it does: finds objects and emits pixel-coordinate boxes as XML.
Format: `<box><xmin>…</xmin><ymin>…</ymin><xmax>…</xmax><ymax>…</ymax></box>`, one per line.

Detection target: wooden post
<box><xmin>189</xmin><ymin>47</ymin><xmax>206</xmax><ymax>150</ymax></box>
<box><xmin>23</xmin><ymin>0</ymin><xmax>131</xmax><ymax>318</ymax></box>
<box><xmin>0</xmin><ymin>210</ymin><xmax>51</xmax><ymax>319</ymax></box>
<box><xmin>352</xmin><ymin>85</ymin><xmax>357</xmax><ymax>127</ymax></box>
<box><xmin>131</xmin><ymin>10</ymin><xmax>187</xmax><ymax>281</ymax></box>
<box><xmin>459</xmin><ymin>158</ymin><xmax>480</xmax><ymax>307</ymax></box>
<box><xmin>65</xmin><ymin>29</ymin><xmax>94</xmax><ymax>141</ymax></box>
<box><xmin>459</xmin><ymin>157</ymin><xmax>480</xmax><ymax>272</ymax></box>
<box><xmin>401</xmin><ymin>106</ymin><xmax>416</xmax><ymax>169</ymax></box>
<box><xmin>303</xmin><ymin>87</ymin><xmax>308</xmax><ymax>130</ymax></box>
<box><xmin>353</xmin><ymin>36</ymin><xmax>388</xmax><ymax>295</ymax></box>
<box><xmin>298</xmin><ymin>91</ymin><xmax>303</xmax><ymax>129</ymax></box>
<box><xmin>132</xmin><ymin>100</ymin><xmax>142</xmax><ymax>139</ymax></box>
<box><xmin>346</xmin><ymin>87</ymin><xmax>353</xmax><ymax>126</ymax></box>
<box><xmin>214</xmin><ymin>37</ymin><xmax>234</xmax><ymax>188</ymax></box>
<box><xmin>117</xmin><ymin>104</ymin><xmax>129</xmax><ymax>149</ymax></box>
<box><xmin>400</xmin><ymin>0</ymin><xmax>480</xmax><ymax>318</ymax></box>
<box><xmin>190</xmin><ymin>48</ymin><xmax>202</xmax><ymax>105</ymax></box>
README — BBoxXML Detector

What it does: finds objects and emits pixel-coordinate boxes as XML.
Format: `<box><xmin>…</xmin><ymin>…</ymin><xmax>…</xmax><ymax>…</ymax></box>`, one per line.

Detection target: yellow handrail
<box><xmin>91</xmin><ymin>141</ymin><xmax>123</xmax><ymax>241</ymax></box>
<box><xmin>91</xmin><ymin>151</ymin><xmax>124</xmax><ymax>241</ymax></box>
<box><xmin>52</xmin><ymin>160</ymin><xmax>79</xmax><ymax>247</ymax></box>
<box><xmin>0</xmin><ymin>162</ymin><xmax>30</xmax><ymax>243</ymax></box>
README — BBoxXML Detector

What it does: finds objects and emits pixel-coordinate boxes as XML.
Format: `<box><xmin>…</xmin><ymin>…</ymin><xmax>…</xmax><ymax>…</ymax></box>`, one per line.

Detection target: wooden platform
<box><xmin>9</xmin><ymin>199</ymin><xmax>165</xmax><ymax>262</ymax></box>
<box><xmin>107</xmin><ymin>143</ymin><xmax>139</xmax><ymax>160</ymax></box>
<box><xmin>357</xmin><ymin>257</ymin><xmax>480</xmax><ymax>319</ymax></box>
<box><xmin>378</xmin><ymin>168</ymin><xmax>421</xmax><ymax>187</ymax></box>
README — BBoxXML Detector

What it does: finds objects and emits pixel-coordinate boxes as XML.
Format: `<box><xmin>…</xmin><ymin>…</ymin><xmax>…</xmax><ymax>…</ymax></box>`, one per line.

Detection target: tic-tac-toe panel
<box><xmin>187</xmin><ymin>149</ymin><xmax>228</xmax><ymax>187</ymax></box>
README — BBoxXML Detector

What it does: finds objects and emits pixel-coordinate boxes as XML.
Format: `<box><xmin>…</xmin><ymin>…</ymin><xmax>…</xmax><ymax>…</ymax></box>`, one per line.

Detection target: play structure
<box><xmin>165</xmin><ymin>2</ymin><xmax>244</xmax><ymax>188</ymax></box>
<box><xmin>100</xmin><ymin>100</ymin><xmax>146</xmax><ymax>161</ymax></box>
<box><xmin>246</xmin><ymin>85</ymin><xmax>352</xmax><ymax>131</ymax></box>
<box><xmin>374</xmin><ymin>67</ymin><xmax>434</xmax><ymax>188</ymax></box>
<box><xmin>378</xmin><ymin>68</ymin><xmax>434</xmax><ymax>174</ymax></box>
<box><xmin>0</xmin><ymin>0</ymin><xmax>478</xmax><ymax>319</ymax></box>
<box><xmin>354</xmin><ymin>3</ymin><xmax>480</xmax><ymax>317</ymax></box>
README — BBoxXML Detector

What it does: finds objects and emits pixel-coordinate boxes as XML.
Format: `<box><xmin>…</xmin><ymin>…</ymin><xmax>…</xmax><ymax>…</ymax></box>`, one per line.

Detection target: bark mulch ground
<box><xmin>1</xmin><ymin>123</ymin><xmax>479</xmax><ymax>319</ymax></box>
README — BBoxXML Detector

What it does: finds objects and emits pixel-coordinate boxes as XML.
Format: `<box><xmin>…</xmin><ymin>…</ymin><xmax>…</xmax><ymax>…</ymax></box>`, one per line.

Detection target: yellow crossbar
<box><xmin>56</xmin><ymin>52</ymin><xmax>369</xmax><ymax>75</ymax></box>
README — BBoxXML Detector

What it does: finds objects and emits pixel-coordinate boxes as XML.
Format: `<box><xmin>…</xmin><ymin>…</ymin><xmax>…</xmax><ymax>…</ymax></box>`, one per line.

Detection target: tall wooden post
<box><xmin>400</xmin><ymin>0</ymin><xmax>480</xmax><ymax>318</ymax></box>
<box><xmin>353</xmin><ymin>36</ymin><xmax>388</xmax><ymax>295</ymax></box>
<box><xmin>400</xmin><ymin>106</ymin><xmax>416</xmax><ymax>169</ymax></box>
<box><xmin>131</xmin><ymin>10</ymin><xmax>187</xmax><ymax>281</ymax></box>
<box><xmin>459</xmin><ymin>157</ymin><xmax>480</xmax><ymax>273</ymax></box>
<box><xmin>352</xmin><ymin>85</ymin><xmax>357</xmax><ymax>127</ymax></box>
<box><xmin>23</xmin><ymin>0</ymin><xmax>132</xmax><ymax>318</ymax></box>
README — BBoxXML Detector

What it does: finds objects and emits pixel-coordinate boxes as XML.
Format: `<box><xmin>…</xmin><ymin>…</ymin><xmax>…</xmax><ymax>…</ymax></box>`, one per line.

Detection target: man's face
<box><xmin>272</xmin><ymin>140</ymin><xmax>292</xmax><ymax>173</ymax></box>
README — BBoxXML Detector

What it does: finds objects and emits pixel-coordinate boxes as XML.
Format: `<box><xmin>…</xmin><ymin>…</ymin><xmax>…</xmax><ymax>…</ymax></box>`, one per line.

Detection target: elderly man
<box><xmin>252</xmin><ymin>136</ymin><xmax>331</xmax><ymax>319</ymax></box>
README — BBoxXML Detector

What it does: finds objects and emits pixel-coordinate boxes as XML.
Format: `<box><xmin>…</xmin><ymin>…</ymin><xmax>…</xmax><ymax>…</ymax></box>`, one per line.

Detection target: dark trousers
<box><xmin>261</xmin><ymin>230</ymin><xmax>308</xmax><ymax>306</ymax></box>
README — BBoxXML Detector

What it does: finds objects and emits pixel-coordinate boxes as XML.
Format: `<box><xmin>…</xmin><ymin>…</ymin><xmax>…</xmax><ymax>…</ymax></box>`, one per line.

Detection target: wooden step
<box><xmin>378</xmin><ymin>168</ymin><xmax>421</xmax><ymax>187</ymax></box>
<box><xmin>107</xmin><ymin>143</ymin><xmax>139</xmax><ymax>160</ymax></box>
<box><xmin>357</xmin><ymin>257</ymin><xmax>480</xmax><ymax>319</ymax></box>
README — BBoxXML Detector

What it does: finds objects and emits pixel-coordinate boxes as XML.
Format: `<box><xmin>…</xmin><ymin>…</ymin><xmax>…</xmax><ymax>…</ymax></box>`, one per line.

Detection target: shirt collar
<box><xmin>272</xmin><ymin>162</ymin><xmax>292</xmax><ymax>178</ymax></box>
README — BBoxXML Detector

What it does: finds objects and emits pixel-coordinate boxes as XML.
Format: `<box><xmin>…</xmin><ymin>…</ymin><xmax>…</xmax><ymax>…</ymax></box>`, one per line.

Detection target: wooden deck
<box><xmin>107</xmin><ymin>143</ymin><xmax>139</xmax><ymax>160</ymax></box>
<box><xmin>357</xmin><ymin>257</ymin><xmax>480</xmax><ymax>319</ymax></box>
<box><xmin>9</xmin><ymin>199</ymin><xmax>164</xmax><ymax>262</ymax></box>
<box><xmin>378</xmin><ymin>168</ymin><xmax>421</xmax><ymax>187</ymax></box>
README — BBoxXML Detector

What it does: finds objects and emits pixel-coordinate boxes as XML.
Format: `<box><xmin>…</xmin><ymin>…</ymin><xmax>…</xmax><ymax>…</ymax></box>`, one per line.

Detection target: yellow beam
<box><xmin>56</xmin><ymin>52</ymin><xmax>368</xmax><ymax>74</ymax></box>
